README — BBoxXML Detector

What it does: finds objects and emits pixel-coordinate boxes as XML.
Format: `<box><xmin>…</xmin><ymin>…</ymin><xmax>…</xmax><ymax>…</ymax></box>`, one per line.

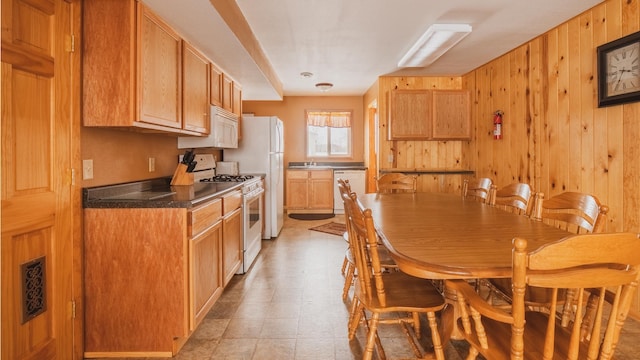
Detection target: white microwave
<box><xmin>178</xmin><ymin>106</ymin><xmax>238</xmax><ymax>149</ymax></box>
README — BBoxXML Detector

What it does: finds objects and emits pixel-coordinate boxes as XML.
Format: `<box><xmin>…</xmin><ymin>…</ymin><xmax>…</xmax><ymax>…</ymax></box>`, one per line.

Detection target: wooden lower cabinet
<box><xmin>84</xmin><ymin>208</ymin><xmax>190</xmax><ymax>357</ymax></box>
<box><xmin>222</xmin><ymin>190</ymin><xmax>243</xmax><ymax>286</ymax></box>
<box><xmin>286</xmin><ymin>169</ymin><xmax>333</xmax><ymax>213</ymax></box>
<box><xmin>309</xmin><ymin>172</ymin><xmax>334</xmax><ymax>210</ymax></box>
<box><xmin>189</xmin><ymin>199</ymin><xmax>224</xmax><ymax>332</ymax></box>
<box><xmin>83</xmin><ymin>196</ymin><xmax>228</xmax><ymax>357</ymax></box>
<box><xmin>222</xmin><ymin>207</ymin><xmax>242</xmax><ymax>285</ymax></box>
<box><xmin>286</xmin><ymin>170</ymin><xmax>310</xmax><ymax>209</ymax></box>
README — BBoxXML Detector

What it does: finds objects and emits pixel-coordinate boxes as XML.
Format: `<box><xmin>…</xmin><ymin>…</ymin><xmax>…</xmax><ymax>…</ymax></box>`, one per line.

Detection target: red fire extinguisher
<box><xmin>493</xmin><ymin>110</ymin><xmax>504</xmax><ymax>140</ymax></box>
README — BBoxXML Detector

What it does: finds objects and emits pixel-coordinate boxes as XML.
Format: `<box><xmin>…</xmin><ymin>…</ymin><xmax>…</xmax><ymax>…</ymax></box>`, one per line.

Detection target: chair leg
<box><xmin>363</xmin><ymin>312</ymin><xmax>382</xmax><ymax>360</ymax></box>
<box><xmin>466</xmin><ymin>346</ymin><xmax>479</xmax><ymax>360</ymax></box>
<box><xmin>411</xmin><ymin>311</ymin><xmax>421</xmax><ymax>338</ymax></box>
<box><xmin>341</xmin><ymin>254</ymin><xmax>348</xmax><ymax>275</ymax></box>
<box><xmin>427</xmin><ymin>311</ymin><xmax>445</xmax><ymax>360</ymax></box>
<box><xmin>348</xmin><ymin>300</ymin><xmax>363</xmax><ymax>339</ymax></box>
<box><xmin>358</xmin><ymin>308</ymin><xmax>385</xmax><ymax>360</ymax></box>
<box><xmin>342</xmin><ymin>263</ymin><xmax>355</xmax><ymax>301</ymax></box>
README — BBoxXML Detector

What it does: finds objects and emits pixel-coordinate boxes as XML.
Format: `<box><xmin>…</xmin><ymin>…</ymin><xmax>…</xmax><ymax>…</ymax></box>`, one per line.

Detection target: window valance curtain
<box><xmin>306</xmin><ymin>111</ymin><xmax>351</xmax><ymax>128</ymax></box>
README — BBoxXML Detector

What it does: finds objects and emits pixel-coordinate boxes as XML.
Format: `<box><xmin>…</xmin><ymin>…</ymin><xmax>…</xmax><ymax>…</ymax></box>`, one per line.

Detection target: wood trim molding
<box><xmin>208</xmin><ymin>0</ymin><xmax>283</xmax><ymax>99</ymax></box>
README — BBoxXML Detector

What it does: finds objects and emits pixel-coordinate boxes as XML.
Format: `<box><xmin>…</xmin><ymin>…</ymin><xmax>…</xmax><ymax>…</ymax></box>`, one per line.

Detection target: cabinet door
<box><xmin>183</xmin><ymin>42</ymin><xmax>210</xmax><ymax>134</ymax></box>
<box><xmin>232</xmin><ymin>83</ymin><xmax>242</xmax><ymax>139</ymax></box>
<box><xmin>388</xmin><ymin>89</ymin><xmax>432</xmax><ymax>140</ymax></box>
<box><xmin>222</xmin><ymin>74</ymin><xmax>233</xmax><ymax>112</ymax></box>
<box><xmin>232</xmin><ymin>82</ymin><xmax>242</xmax><ymax>115</ymax></box>
<box><xmin>286</xmin><ymin>170</ymin><xmax>310</xmax><ymax>210</ymax></box>
<box><xmin>83</xmin><ymin>0</ymin><xmax>137</xmax><ymax>127</ymax></box>
<box><xmin>137</xmin><ymin>4</ymin><xmax>182</xmax><ymax>128</ymax></box>
<box><xmin>431</xmin><ymin>90</ymin><xmax>471</xmax><ymax>140</ymax></box>
<box><xmin>190</xmin><ymin>220</ymin><xmax>223</xmax><ymax>331</ymax></box>
<box><xmin>309</xmin><ymin>170</ymin><xmax>334</xmax><ymax>210</ymax></box>
<box><xmin>210</xmin><ymin>63</ymin><xmax>223</xmax><ymax>107</ymax></box>
<box><xmin>222</xmin><ymin>207</ymin><xmax>242</xmax><ymax>286</ymax></box>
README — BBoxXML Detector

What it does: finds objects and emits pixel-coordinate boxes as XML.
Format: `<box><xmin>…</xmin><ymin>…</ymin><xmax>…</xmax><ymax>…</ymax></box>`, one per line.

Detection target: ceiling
<box><xmin>143</xmin><ymin>0</ymin><xmax>603</xmax><ymax>100</ymax></box>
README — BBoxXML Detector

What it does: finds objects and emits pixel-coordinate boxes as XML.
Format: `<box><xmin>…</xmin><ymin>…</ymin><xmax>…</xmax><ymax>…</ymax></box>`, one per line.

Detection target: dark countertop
<box><xmin>379</xmin><ymin>168</ymin><xmax>475</xmax><ymax>175</ymax></box>
<box><xmin>83</xmin><ymin>177</ymin><xmax>245</xmax><ymax>209</ymax></box>
<box><xmin>287</xmin><ymin>161</ymin><xmax>367</xmax><ymax>171</ymax></box>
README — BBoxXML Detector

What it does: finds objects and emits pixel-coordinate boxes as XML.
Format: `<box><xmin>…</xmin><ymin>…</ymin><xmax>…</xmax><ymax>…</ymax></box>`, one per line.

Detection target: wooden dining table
<box><xmin>358</xmin><ymin>192</ymin><xmax>571</xmax><ymax>279</ymax></box>
<box><xmin>357</xmin><ymin>192</ymin><xmax>572</xmax><ymax>341</ymax></box>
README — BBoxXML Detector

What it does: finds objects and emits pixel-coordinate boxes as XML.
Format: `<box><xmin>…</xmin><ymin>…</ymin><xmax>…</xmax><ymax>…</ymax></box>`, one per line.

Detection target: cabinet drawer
<box><xmin>310</xmin><ymin>169</ymin><xmax>333</xmax><ymax>179</ymax></box>
<box><xmin>223</xmin><ymin>190</ymin><xmax>242</xmax><ymax>215</ymax></box>
<box><xmin>189</xmin><ymin>198</ymin><xmax>222</xmax><ymax>237</ymax></box>
<box><xmin>287</xmin><ymin>170</ymin><xmax>309</xmax><ymax>179</ymax></box>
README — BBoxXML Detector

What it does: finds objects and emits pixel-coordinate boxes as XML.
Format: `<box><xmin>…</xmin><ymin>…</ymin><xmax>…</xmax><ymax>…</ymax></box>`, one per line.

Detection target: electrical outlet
<box><xmin>148</xmin><ymin>157</ymin><xmax>155</xmax><ymax>172</ymax></box>
<box><xmin>83</xmin><ymin>159</ymin><xmax>94</xmax><ymax>180</ymax></box>
<box><xmin>388</xmin><ymin>154</ymin><xmax>394</xmax><ymax>163</ymax></box>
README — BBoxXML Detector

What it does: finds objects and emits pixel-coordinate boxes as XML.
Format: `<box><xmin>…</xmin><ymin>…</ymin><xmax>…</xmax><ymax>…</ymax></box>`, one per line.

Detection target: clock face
<box><xmin>606</xmin><ymin>42</ymin><xmax>640</xmax><ymax>97</ymax></box>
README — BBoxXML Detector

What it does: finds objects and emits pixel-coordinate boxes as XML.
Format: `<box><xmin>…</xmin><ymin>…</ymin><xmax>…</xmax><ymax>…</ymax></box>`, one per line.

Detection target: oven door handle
<box><xmin>244</xmin><ymin>188</ymin><xmax>264</xmax><ymax>201</ymax></box>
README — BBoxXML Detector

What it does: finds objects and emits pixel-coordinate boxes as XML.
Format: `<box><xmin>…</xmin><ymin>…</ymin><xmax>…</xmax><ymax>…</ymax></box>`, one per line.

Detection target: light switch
<box><xmin>83</xmin><ymin>159</ymin><xmax>94</xmax><ymax>180</ymax></box>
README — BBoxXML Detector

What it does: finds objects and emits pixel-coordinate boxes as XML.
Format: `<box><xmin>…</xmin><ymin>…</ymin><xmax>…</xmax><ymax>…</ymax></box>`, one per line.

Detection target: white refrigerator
<box><xmin>224</xmin><ymin>116</ymin><xmax>284</xmax><ymax>239</ymax></box>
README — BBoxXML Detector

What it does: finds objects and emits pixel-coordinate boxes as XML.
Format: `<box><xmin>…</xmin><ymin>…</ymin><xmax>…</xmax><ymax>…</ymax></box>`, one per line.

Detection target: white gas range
<box><xmin>190</xmin><ymin>154</ymin><xmax>264</xmax><ymax>274</ymax></box>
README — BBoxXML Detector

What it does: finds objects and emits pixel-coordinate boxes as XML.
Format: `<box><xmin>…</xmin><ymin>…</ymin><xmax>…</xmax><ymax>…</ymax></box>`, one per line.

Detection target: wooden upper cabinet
<box><xmin>83</xmin><ymin>0</ymin><xmax>137</xmax><ymax>128</ymax></box>
<box><xmin>210</xmin><ymin>63</ymin><xmax>223</xmax><ymax>107</ymax></box>
<box><xmin>232</xmin><ymin>82</ymin><xmax>242</xmax><ymax>139</ymax></box>
<box><xmin>137</xmin><ymin>4</ymin><xmax>182</xmax><ymax>129</ymax></box>
<box><xmin>183</xmin><ymin>41</ymin><xmax>210</xmax><ymax>134</ymax></box>
<box><xmin>222</xmin><ymin>74</ymin><xmax>233</xmax><ymax>112</ymax></box>
<box><xmin>82</xmin><ymin>0</ymin><xmax>241</xmax><ymax>136</ymax></box>
<box><xmin>388</xmin><ymin>89</ymin><xmax>432</xmax><ymax>140</ymax></box>
<box><xmin>388</xmin><ymin>89</ymin><xmax>471</xmax><ymax>140</ymax></box>
<box><xmin>83</xmin><ymin>1</ymin><xmax>206</xmax><ymax>136</ymax></box>
<box><xmin>431</xmin><ymin>90</ymin><xmax>471</xmax><ymax>140</ymax></box>
<box><xmin>232</xmin><ymin>82</ymin><xmax>242</xmax><ymax>116</ymax></box>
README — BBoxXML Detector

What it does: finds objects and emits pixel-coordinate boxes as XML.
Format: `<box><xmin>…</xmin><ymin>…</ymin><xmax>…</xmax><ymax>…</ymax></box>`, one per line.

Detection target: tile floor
<box><xmin>91</xmin><ymin>215</ymin><xmax>640</xmax><ymax>360</ymax></box>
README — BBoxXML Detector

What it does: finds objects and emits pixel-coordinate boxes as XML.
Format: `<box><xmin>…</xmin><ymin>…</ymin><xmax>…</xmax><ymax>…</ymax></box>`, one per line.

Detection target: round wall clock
<box><xmin>598</xmin><ymin>31</ymin><xmax>640</xmax><ymax>107</ymax></box>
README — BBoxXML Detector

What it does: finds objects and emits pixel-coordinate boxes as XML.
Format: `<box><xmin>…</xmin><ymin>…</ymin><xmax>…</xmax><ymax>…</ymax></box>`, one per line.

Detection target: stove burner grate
<box><xmin>201</xmin><ymin>174</ymin><xmax>255</xmax><ymax>182</ymax></box>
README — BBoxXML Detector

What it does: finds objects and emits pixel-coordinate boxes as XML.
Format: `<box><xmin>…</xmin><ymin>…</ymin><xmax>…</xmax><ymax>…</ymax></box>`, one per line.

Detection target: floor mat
<box><xmin>309</xmin><ymin>222</ymin><xmax>346</xmax><ymax>236</ymax></box>
<box><xmin>289</xmin><ymin>213</ymin><xmax>335</xmax><ymax>221</ymax></box>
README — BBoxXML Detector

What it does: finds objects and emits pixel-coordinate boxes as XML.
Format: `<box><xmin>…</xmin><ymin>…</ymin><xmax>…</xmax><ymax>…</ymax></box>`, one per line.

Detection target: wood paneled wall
<box><xmin>465</xmin><ymin>0</ymin><xmax>640</xmax><ymax>313</ymax></box>
<box><xmin>375</xmin><ymin>76</ymin><xmax>466</xmax><ymax>193</ymax></box>
<box><xmin>370</xmin><ymin>0</ymin><xmax>640</xmax><ymax>313</ymax></box>
<box><xmin>463</xmin><ymin>0</ymin><xmax>640</xmax><ymax>236</ymax></box>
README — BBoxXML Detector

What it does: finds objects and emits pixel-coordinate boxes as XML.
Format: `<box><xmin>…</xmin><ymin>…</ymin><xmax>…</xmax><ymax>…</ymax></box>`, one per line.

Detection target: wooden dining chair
<box><xmin>483</xmin><ymin>182</ymin><xmax>535</xmax><ymax>304</ymax></box>
<box><xmin>446</xmin><ymin>232</ymin><xmax>640</xmax><ymax>360</ymax></box>
<box><xmin>343</xmin><ymin>191</ymin><xmax>445</xmax><ymax>360</ymax></box>
<box><xmin>532</xmin><ymin>191</ymin><xmax>609</xmax><ymax>234</ymax></box>
<box><xmin>488</xmin><ymin>191</ymin><xmax>610</xmax><ymax>312</ymax></box>
<box><xmin>489</xmin><ymin>182</ymin><xmax>534</xmax><ymax>216</ymax></box>
<box><xmin>462</xmin><ymin>177</ymin><xmax>492</xmax><ymax>203</ymax></box>
<box><xmin>337</xmin><ymin>178</ymin><xmax>352</xmax><ymax>261</ymax></box>
<box><xmin>376</xmin><ymin>173</ymin><xmax>417</xmax><ymax>193</ymax></box>
<box><xmin>337</xmin><ymin>179</ymin><xmax>356</xmax><ymax>300</ymax></box>
<box><xmin>338</xmin><ymin>181</ymin><xmax>397</xmax><ymax>302</ymax></box>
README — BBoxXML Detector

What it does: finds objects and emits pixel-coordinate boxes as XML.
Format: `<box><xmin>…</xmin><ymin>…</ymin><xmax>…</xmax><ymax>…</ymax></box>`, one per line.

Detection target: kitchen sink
<box><xmin>288</xmin><ymin>165</ymin><xmax>332</xmax><ymax>169</ymax></box>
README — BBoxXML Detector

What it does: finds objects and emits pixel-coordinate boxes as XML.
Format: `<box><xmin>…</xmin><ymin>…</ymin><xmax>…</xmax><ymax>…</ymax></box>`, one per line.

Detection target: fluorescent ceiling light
<box><xmin>398</xmin><ymin>24</ymin><xmax>472</xmax><ymax>68</ymax></box>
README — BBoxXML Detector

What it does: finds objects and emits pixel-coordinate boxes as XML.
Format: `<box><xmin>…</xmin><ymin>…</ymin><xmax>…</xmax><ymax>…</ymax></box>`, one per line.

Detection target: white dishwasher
<box><xmin>333</xmin><ymin>169</ymin><xmax>366</xmax><ymax>214</ymax></box>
